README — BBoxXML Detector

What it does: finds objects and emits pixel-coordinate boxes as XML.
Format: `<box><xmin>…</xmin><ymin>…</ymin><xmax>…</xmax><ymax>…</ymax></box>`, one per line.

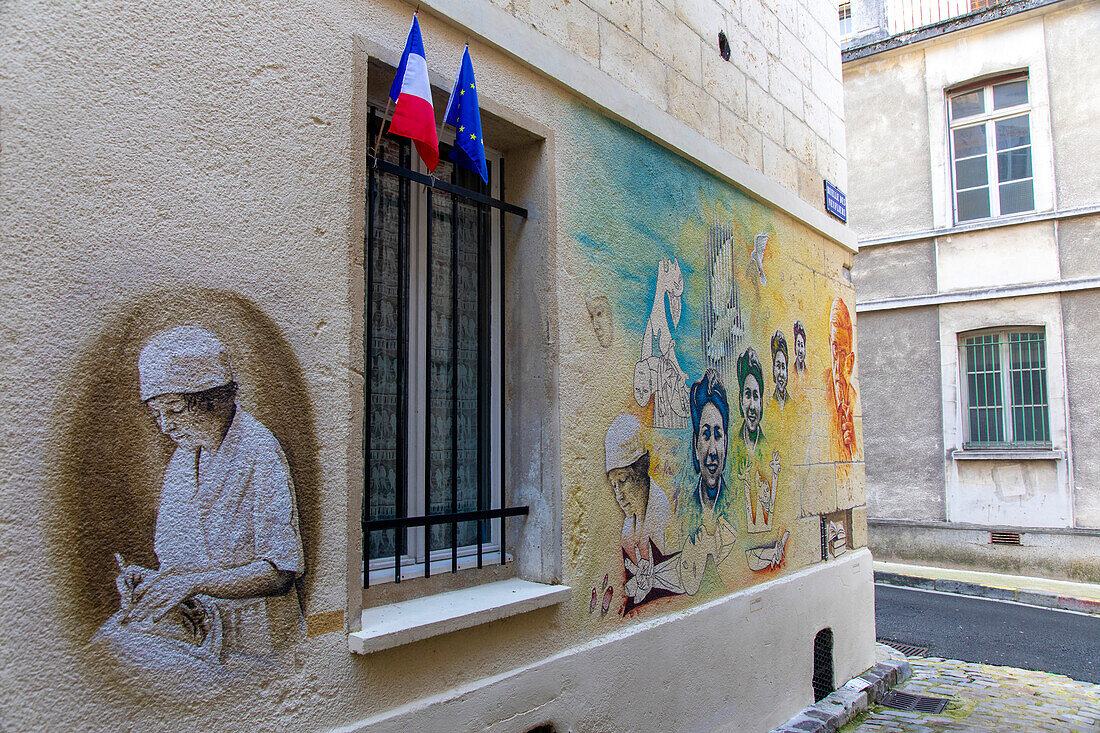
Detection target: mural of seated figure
<box><xmin>94</xmin><ymin>326</ymin><xmax>304</xmax><ymax>672</ymax></box>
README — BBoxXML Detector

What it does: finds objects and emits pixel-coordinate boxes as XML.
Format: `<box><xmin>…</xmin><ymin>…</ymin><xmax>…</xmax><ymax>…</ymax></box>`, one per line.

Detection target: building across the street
<box><xmin>843</xmin><ymin>0</ymin><xmax>1100</xmax><ymax>582</ymax></box>
<box><xmin>0</xmin><ymin>0</ymin><xmax>873</xmax><ymax>730</ymax></box>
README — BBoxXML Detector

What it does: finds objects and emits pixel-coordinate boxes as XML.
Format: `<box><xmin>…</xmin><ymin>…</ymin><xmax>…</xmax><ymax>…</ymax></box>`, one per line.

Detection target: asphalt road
<box><xmin>874</xmin><ymin>584</ymin><xmax>1100</xmax><ymax>684</ymax></box>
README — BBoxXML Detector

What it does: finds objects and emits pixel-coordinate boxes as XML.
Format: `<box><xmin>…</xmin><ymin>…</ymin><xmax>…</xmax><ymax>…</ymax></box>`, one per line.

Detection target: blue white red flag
<box><xmin>441</xmin><ymin>45</ymin><xmax>488</xmax><ymax>183</ymax></box>
<box><xmin>388</xmin><ymin>14</ymin><xmax>439</xmax><ymax>171</ymax></box>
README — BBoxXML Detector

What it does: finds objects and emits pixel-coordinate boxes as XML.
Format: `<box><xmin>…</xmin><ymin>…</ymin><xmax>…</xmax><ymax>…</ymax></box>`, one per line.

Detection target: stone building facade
<box><xmin>0</xmin><ymin>0</ymin><xmax>871</xmax><ymax>730</ymax></box>
<box><xmin>844</xmin><ymin>0</ymin><xmax>1100</xmax><ymax>581</ymax></box>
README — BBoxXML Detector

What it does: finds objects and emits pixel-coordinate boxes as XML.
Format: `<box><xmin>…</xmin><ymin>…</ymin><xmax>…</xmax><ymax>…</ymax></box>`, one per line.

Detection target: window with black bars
<box><xmin>363</xmin><ymin>107</ymin><xmax>528</xmax><ymax>586</ymax></box>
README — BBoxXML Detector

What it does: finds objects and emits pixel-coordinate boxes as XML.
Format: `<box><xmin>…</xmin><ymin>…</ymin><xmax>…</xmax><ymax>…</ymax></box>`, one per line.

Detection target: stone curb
<box><xmin>874</xmin><ymin>571</ymin><xmax>1100</xmax><ymax>615</ymax></box>
<box><xmin>769</xmin><ymin>659</ymin><xmax>911</xmax><ymax>733</ymax></box>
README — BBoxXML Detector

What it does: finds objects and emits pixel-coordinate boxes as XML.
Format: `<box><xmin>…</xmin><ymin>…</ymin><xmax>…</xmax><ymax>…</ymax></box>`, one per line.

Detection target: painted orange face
<box><xmin>828</xmin><ymin>299</ymin><xmax>856</xmax><ymax>453</ymax></box>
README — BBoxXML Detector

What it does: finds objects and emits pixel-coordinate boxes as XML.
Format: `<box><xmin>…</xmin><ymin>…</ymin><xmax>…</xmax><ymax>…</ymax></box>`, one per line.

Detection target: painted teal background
<box><xmin>568</xmin><ymin>107</ymin><xmax>768</xmax><ymax>381</ymax></box>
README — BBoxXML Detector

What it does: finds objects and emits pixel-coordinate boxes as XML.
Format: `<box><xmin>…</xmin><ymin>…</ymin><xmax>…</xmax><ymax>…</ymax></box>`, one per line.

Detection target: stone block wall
<box><xmin>498</xmin><ymin>0</ymin><xmax>848</xmax><ymax>209</ymax></box>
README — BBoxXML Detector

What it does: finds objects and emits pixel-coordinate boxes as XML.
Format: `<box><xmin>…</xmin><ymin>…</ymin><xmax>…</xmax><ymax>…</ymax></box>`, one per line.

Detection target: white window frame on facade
<box><xmin>364</xmin><ymin>115</ymin><xmax>507</xmax><ymax>587</ymax></box>
<box><xmin>838</xmin><ymin>1</ymin><xmax>853</xmax><ymax>39</ymax></box>
<box><xmin>957</xmin><ymin>326</ymin><xmax>1051</xmax><ymax>449</ymax></box>
<box><xmin>924</xmin><ymin>22</ymin><xmax>1055</xmax><ymax>231</ymax></box>
<box><xmin>948</xmin><ymin>75</ymin><xmax>1035</xmax><ymax>224</ymax></box>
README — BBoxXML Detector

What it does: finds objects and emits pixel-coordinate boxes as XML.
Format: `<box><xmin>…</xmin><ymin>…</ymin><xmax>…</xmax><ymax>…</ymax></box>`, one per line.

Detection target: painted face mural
<box><xmin>632</xmin><ymin>359</ymin><xmax>656</xmax><ymax>408</ymax></box>
<box><xmin>793</xmin><ymin>321</ymin><xmax>807</xmax><ymax>374</ymax></box>
<box><xmin>828</xmin><ymin>298</ymin><xmax>857</xmax><ymax>460</ymax></box>
<box><xmin>770</xmin><ymin>330</ymin><xmax>789</xmax><ymax>406</ymax></box>
<box><xmin>586</xmin><ymin>294</ymin><xmax>613</xmax><ymax>348</ymax></box>
<box><xmin>736</xmin><ymin>348</ymin><xmax>764</xmax><ymax>447</ymax></box>
<box><xmin>690</xmin><ymin>369</ymin><xmax>730</xmax><ymax>500</ymax></box>
<box><xmin>695</xmin><ymin>402</ymin><xmax>726</xmax><ymax>495</ymax></box>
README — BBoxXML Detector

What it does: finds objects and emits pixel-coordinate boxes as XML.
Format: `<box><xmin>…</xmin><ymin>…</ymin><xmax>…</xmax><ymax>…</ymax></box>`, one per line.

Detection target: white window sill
<box><xmin>349</xmin><ymin>578</ymin><xmax>571</xmax><ymax>654</ymax></box>
<box><xmin>951</xmin><ymin>447</ymin><xmax>1065</xmax><ymax>461</ymax></box>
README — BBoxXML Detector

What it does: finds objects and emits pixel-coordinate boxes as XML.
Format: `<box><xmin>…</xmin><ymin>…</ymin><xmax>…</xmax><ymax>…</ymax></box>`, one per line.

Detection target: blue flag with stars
<box><xmin>442</xmin><ymin>46</ymin><xmax>488</xmax><ymax>183</ymax></box>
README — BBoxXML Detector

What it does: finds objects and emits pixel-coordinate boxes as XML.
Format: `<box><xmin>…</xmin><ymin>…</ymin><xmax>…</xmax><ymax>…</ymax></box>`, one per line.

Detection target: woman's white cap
<box><xmin>138</xmin><ymin>326</ymin><xmax>234</xmax><ymax>401</ymax></box>
<box><xmin>605</xmin><ymin>414</ymin><xmax>647</xmax><ymax>474</ymax></box>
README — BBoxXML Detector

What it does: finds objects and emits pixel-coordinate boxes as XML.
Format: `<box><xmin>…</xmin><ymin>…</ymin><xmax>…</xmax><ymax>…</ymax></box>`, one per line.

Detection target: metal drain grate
<box><xmin>991</xmin><ymin>531</ymin><xmax>1022</xmax><ymax>545</ymax></box>
<box><xmin>881</xmin><ymin>691</ymin><xmax>950</xmax><ymax>714</ymax></box>
<box><xmin>878</xmin><ymin>639</ymin><xmax>929</xmax><ymax>657</ymax></box>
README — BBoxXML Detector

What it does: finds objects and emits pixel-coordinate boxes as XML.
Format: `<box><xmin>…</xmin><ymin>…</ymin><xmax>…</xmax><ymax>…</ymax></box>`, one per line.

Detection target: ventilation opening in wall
<box><xmin>990</xmin><ymin>531</ymin><xmax>1022</xmax><ymax>545</ymax></box>
<box><xmin>523</xmin><ymin>725</ymin><xmax>555</xmax><ymax>733</ymax></box>
<box><xmin>813</xmin><ymin>628</ymin><xmax>835</xmax><ymax>702</ymax></box>
<box><xmin>717</xmin><ymin>30</ymin><xmax>731</xmax><ymax>61</ymax></box>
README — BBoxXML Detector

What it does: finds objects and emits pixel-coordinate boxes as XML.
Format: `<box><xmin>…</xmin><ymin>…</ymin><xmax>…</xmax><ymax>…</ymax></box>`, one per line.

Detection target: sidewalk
<box><xmin>874</xmin><ymin>561</ymin><xmax>1100</xmax><ymax>615</ymax></box>
<box><xmin>840</xmin><ymin>652</ymin><xmax>1100</xmax><ymax>732</ymax></box>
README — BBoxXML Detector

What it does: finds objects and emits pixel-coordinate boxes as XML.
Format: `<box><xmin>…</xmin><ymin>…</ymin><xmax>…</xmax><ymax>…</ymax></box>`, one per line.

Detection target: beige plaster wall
<box><xmin>856</xmin><ymin>307</ymin><xmax>945</xmax><ymax>522</ymax></box>
<box><xmin>0</xmin><ymin>0</ymin><xmax>869</xmax><ymax>729</ymax></box>
<box><xmin>842</xmin><ymin>48</ymin><xmax>932</xmax><ymax>240</ymax></box>
<box><xmin>1044</xmin><ymin>2</ymin><xmax>1100</xmax><ymax>211</ymax></box>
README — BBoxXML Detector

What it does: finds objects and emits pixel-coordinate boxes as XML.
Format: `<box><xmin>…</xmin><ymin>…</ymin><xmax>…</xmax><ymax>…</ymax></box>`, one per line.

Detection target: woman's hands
<box><xmin>127</xmin><ymin>570</ymin><xmax>197</xmax><ymax>624</ymax></box>
<box><xmin>120</xmin><ymin>560</ymin><xmax>293</xmax><ymax>625</ymax></box>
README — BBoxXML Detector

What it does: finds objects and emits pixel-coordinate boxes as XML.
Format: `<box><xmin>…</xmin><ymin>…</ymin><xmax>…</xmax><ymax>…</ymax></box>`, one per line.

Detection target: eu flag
<box><xmin>442</xmin><ymin>46</ymin><xmax>488</xmax><ymax>183</ymax></box>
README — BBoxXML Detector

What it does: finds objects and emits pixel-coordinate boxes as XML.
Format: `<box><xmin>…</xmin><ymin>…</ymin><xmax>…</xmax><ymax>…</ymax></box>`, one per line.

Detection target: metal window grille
<box><xmin>1008</xmin><ymin>331</ymin><xmax>1049</xmax><ymax>444</ymax></box>
<box><xmin>990</xmin><ymin>531</ymin><xmax>1022</xmax><ymax>545</ymax></box>
<box><xmin>813</xmin><ymin>628</ymin><xmax>835</xmax><ymax>702</ymax></box>
<box><xmin>961</xmin><ymin>329</ymin><xmax>1049</xmax><ymax>448</ymax></box>
<box><xmin>363</xmin><ymin>108</ymin><xmax>529</xmax><ymax>587</ymax></box>
<box><xmin>886</xmin><ymin>0</ymin><xmax>1010</xmax><ymax>35</ymax></box>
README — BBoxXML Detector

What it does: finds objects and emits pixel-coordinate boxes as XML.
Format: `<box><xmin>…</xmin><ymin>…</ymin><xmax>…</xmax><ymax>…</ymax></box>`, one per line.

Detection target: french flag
<box><xmin>388</xmin><ymin>14</ymin><xmax>439</xmax><ymax>171</ymax></box>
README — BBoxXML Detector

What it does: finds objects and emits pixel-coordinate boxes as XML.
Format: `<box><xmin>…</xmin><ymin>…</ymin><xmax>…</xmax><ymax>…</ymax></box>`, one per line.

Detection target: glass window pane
<box><xmin>955</xmin><ymin>156</ymin><xmax>988</xmax><ymax>189</ymax></box>
<box><xmin>957</xmin><ymin>187</ymin><xmax>991</xmax><ymax>221</ymax></box>
<box><xmin>453</xmin><ymin>168</ymin><xmax>489</xmax><ymax>547</ymax></box>
<box><xmin>367</xmin><ymin>135</ymin><xmax>409</xmax><ymax>560</ymax></box>
<box><xmin>427</xmin><ymin>160</ymin><xmax>456</xmax><ymax>552</ymax></box>
<box><xmin>953</xmin><ymin>125</ymin><xmax>987</xmax><ymax>158</ymax></box>
<box><xmin>964</xmin><ymin>334</ymin><xmax>1006</xmax><ymax>445</ymax></box>
<box><xmin>951</xmin><ymin>90</ymin><xmax>985</xmax><ymax>120</ymax></box>
<box><xmin>1000</xmin><ymin>179</ymin><xmax>1034</xmax><ymax>215</ymax></box>
<box><xmin>996</xmin><ymin>115</ymin><xmax>1030</xmax><ymax>150</ymax></box>
<box><xmin>997</xmin><ymin>148</ymin><xmax>1032</xmax><ymax>182</ymax></box>
<box><xmin>993</xmin><ymin>80</ymin><xmax>1028</xmax><ymax>110</ymax></box>
<box><xmin>1008</xmin><ymin>331</ymin><xmax>1048</xmax><ymax>443</ymax></box>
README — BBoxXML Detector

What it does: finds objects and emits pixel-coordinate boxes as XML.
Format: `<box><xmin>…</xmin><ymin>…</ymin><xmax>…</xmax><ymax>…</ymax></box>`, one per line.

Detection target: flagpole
<box><xmin>371</xmin><ymin>98</ymin><xmax>394</xmax><ymax>165</ymax></box>
<box><xmin>435</xmin><ymin>42</ymin><xmax>467</xmax><ymax>174</ymax></box>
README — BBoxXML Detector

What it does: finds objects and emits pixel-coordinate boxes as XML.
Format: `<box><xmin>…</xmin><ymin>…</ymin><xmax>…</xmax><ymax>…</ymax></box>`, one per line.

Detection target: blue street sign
<box><xmin>824</xmin><ymin>180</ymin><xmax>847</xmax><ymax>223</ymax></box>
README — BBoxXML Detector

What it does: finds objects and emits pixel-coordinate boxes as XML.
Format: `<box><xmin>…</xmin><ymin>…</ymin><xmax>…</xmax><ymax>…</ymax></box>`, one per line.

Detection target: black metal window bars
<box><xmin>363</xmin><ymin>108</ymin><xmax>529</xmax><ymax>587</ymax></box>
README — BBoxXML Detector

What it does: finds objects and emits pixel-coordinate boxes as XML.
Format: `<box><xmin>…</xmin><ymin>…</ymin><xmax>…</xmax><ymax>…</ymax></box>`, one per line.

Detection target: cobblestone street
<box><xmin>841</xmin><ymin>654</ymin><xmax>1100</xmax><ymax>732</ymax></box>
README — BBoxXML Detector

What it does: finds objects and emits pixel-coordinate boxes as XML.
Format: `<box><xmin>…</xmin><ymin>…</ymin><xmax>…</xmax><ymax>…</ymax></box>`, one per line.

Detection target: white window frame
<box><xmin>957</xmin><ymin>326</ymin><xmax>1051</xmax><ymax>449</ymax></box>
<box><xmin>947</xmin><ymin>75</ymin><xmax>1035</xmax><ymax>224</ymax></box>
<box><xmin>924</xmin><ymin>22</ymin><xmax>1055</xmax><ymax>231</ymax></box>
<box><xmin>365</xmin><ymin>125</ymin><xmax>507</xmax><ymax>586</ymax></box>
<box><xmin>838</xmin><ymin>1</ymin><xmax>852</xmax><ymax>39</ymax></box>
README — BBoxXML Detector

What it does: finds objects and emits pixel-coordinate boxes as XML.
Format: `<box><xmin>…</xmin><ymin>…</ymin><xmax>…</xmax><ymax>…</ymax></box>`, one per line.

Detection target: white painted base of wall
<box><xmin>334</xmin><ymin>549</ymin><xmax>877</xmax><ymax>733</ymax></box>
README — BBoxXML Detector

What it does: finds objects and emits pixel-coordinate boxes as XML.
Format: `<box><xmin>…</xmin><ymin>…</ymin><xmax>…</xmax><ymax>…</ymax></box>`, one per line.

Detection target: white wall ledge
<box><xmin>350</xmin><ymin>579</ymin><xmax>571</xmax><ymax>654</ymax></box>
<box><xmin>950</xmin><ymin>448</ymin><xmax>1065</xmax><ymax>461</ymax></box>
<box><xmin>855</xmin><ymin>203</ymin><xmax>1100</xmax><ymax>249</ymax></box>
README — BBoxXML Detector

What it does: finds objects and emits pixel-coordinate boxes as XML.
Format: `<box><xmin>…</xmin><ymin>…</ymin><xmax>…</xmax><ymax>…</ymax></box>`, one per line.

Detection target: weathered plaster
<box><xmin>938</xmin><ymin>296</ymin><xmax>1072</xmax><ymax>527</ymax></box>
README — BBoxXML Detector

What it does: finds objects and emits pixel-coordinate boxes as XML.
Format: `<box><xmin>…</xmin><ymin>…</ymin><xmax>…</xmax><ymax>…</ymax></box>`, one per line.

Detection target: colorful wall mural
<box><xmin>562</xmin><ymin>107</ymin><xmax>863</xmax><ymax>623</ymax></box>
